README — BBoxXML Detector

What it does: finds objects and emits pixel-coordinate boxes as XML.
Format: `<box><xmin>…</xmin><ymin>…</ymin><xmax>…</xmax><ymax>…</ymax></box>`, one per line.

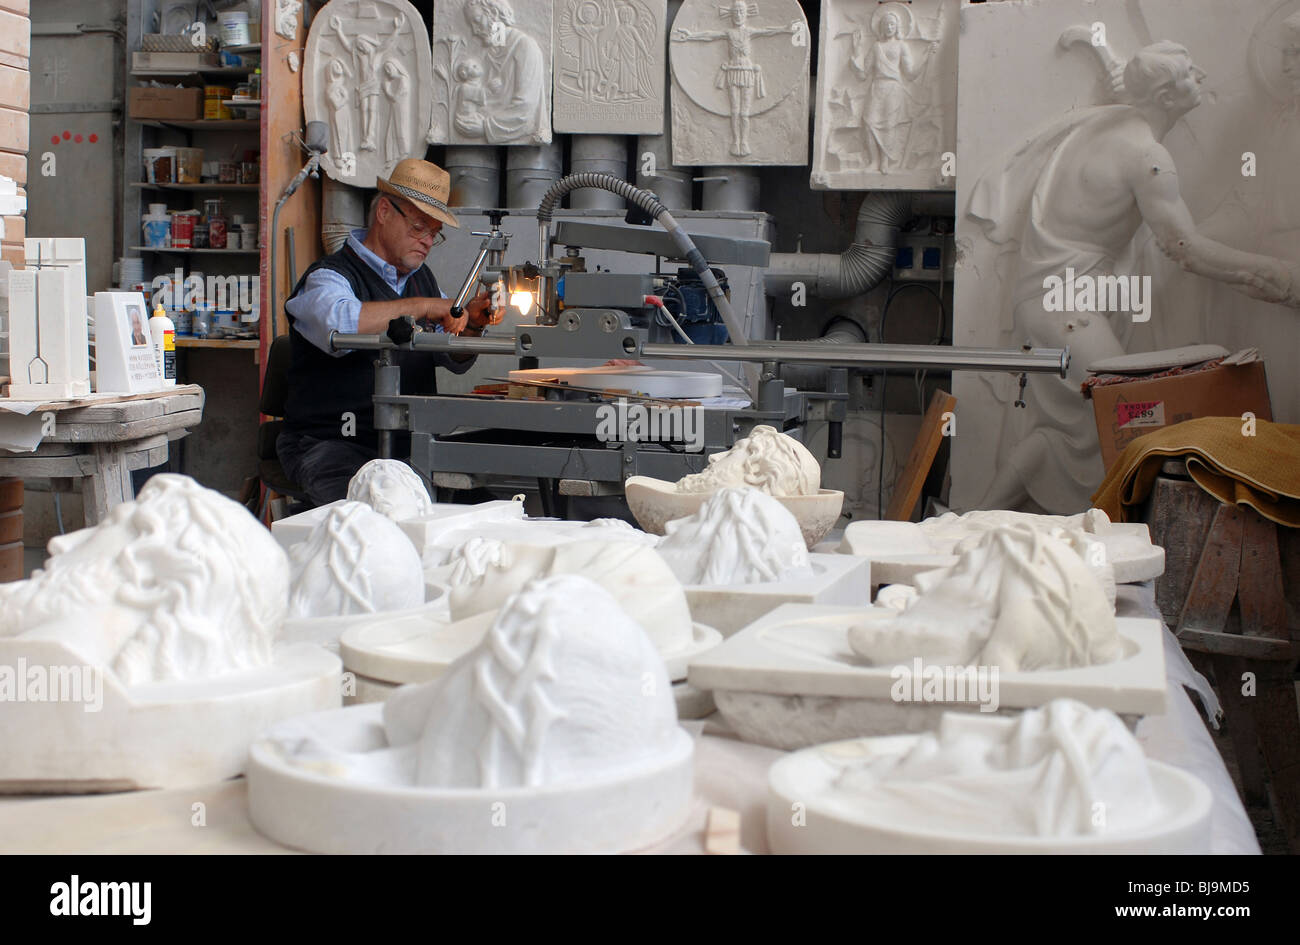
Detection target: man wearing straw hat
<box><xmin>280</xmin><ymin>158</ymin><xmax>501</xmax><ymax>506</ymax></box>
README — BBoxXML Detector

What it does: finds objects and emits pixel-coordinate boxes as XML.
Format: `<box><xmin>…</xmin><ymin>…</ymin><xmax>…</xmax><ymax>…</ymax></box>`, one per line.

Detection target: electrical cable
<box><xmin>651</xmin><ymin>300</ymin><xmax>747</xmax><ymax>392</ymax></box>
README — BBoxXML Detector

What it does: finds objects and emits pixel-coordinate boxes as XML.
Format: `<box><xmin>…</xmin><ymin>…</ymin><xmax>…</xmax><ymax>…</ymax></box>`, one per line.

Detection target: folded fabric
<box><xmin>1091</xmin><ymin>417</ymin><xmax>1300</xmax><ymax>526</ymax></box>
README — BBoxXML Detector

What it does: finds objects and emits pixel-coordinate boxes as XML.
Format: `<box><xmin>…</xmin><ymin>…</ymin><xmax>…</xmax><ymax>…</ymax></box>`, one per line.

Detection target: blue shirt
<box><xmin>285</xmin><ymin>228</ymin><xmax>449</xmax><ymax>357</ymax></box>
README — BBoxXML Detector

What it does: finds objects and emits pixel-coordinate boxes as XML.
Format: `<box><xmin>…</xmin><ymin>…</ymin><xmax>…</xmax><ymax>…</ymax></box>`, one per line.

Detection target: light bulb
<box><xmin>510</xmin><ymin>291</ymin><xmax>534</xmax><ymax>315</ymax></box>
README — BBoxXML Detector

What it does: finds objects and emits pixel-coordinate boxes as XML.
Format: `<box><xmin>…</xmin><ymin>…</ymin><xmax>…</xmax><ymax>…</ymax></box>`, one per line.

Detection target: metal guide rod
<box><xmin>330</xmin><ymin>330</ymin><xmax>1068</xmax><ymax>376</ymax></box>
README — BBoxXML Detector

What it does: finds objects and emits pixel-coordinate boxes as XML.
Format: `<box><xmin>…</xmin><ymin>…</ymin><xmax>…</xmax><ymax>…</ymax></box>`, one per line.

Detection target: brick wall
<box><xmin>0</xmin><ymin>0</ymin><xmax>26</xmax><ymax>270</ymax></box>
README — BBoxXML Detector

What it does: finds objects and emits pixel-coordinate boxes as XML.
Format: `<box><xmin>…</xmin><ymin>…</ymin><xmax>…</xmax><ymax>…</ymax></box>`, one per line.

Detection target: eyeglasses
<box><xmin>386</xmin><ymin>197</ymin><xmax>445</xmax><ymax>247</ymax></box>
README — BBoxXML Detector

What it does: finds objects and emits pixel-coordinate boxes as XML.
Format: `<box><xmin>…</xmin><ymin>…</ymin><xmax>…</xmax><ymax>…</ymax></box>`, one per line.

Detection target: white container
<box><xmin>149</xmin><ymin>303</ymin><xmax>177</xmax><ymax>387</ymax></box>
<box><xmin>219</xmin><ymin>10</ymin><xmax>250</xmax><ymax>47</ymax></box>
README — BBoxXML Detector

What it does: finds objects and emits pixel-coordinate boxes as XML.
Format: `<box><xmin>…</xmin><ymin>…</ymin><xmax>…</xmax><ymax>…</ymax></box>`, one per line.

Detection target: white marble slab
<box><xmin>303</xmin><ymin>0</ymin><xmax>433</xmax><ymax>186</ymax></box>
<box><xmin>766</xmin><ymin>735</ymin><xmax>1212</xmax><ymax>854</ymax></box>
<box><xmin>272</xmin><ymin>498</ymin><xmax>523</xmax><ymax>553</ymax></box>
<box><xmin>431</xmin><ymin>0</ymin><xmax>553</xmax><ymax>145</ymax></box>
<box><xmin>508</xmin><ymin>365</ymin><xmax>722</xmax><ymax>398</ymax></box>
<box><xmin>280</xmin><ymin>597</ymin><xmax>448</xmax><ymax>656</ymax></box>
<box><xmin>668</xmin><ymin>0</ymin><xmax>810</xmax><ymax>165</ymax></box>
<box><xmin>246</xmin><ymin>703</ymin><xmax>694</xmax><ymax>854</ymax></box>
<box><xmin>553</xmin><ymin>0</ymin><xmax>666</xmax><ymax>134</ymax></box>
<box><xmin>687</xmin><ymin>603</ymin><xmax>1167</xmax><ymax>749</ymax></box>
<box><xmin>810</xmin><ymin>0</ymin><xmax>958</xmax><ymax>191</ymax></box>
<box><xmin>683</xmin><ymin>553</ymin><xmax>870</xmax><ymax>637</ymax></box>
<box><xmin>0</xmin><ymin>638</ymin><xmax>341</xmax><ymax>792</ymax></box>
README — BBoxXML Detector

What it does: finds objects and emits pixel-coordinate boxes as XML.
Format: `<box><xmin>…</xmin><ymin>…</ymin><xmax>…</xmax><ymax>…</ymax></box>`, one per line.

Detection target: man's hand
<box><xmin>465</xmin><ymin>289</ymin><xmax>503</xmax><ymax>330</ymax></box>
<box><xmin>442</xmin><ymin>309</ymin><xmax>469</xmax><ymax>335</ymax></box>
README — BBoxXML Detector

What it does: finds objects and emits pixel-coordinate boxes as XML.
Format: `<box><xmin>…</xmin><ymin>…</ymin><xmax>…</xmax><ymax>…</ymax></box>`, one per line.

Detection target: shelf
<box><xmin>130</xmin><ymin>246</ymin><xmax>259</xmax><ymax>255</ymax></box>
<box><xmin>130</xmin><ymin>182</ymin><xmax>259</xmax><ymax>191</ymax></box>
<box><xmin>176</xmin><ymin>337</ymin><xmax>259</xmax><ymax>350</ymax></box>
<box><xmin>222</xmin><ymin>100</ymin><xmax>261</xmax><ymax>107</ymax></box>
<box><xmin>131</xmin><ymin>66</ymin><xmax>253</xmax><ymax>78</ymax></box>
<box><xmin>134</xmin><ymin>118</ymin><xmax>260</xmax><ymax>131</ymax></box>
<box><xmin>223</xmin><ymin>43</ymin><xmax>261</xmax><ymax>54</ymax></box>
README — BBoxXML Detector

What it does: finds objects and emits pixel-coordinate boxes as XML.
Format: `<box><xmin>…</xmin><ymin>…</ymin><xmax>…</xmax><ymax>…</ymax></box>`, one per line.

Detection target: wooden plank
<box><xmin>1175</xmin><ymin>627</ymin><xmax>1296</xmax><ymax>660</ymax></box>
<box><xmin>1176</xmin><ymin>505</ymin><xmax>1244</xmax><ymax>637</ymax></box>
<box><xmin>1145</xmin><ymin>476</ymin><xmax>1219</xmax><ymax>623</ymax></box>
<box><xmin>1217</xmin><ymin>656</ymin><xmax>1270</xmax><ymax>806</ymax></box>
<box><xmin>886</xmin><ymin>389</ymin><xmax>956</xmax><ymax>522</ymax></box>
<box><xmin>1238</xmin><ymin>509</ymin><xmax>1290</xmax><ymax>642</ymax></box>
<box><xmin>1250</xmin><ymin>661</ymin><xmax>1300</xmax><ymax>853</ymax></box>
<box><xmin>46</xmin><ymin>408</ymin><xmax>204</xmax><ymax>444</ymax></box>
<box><xmin>85</xmin><ymin>443</ymin><xmax>133</xmax><ymax>525</ymax></box>
<box><xmin>0</xmin><ymin>454</ymin><xmax>97</xmax><ymax>478</ymax></box>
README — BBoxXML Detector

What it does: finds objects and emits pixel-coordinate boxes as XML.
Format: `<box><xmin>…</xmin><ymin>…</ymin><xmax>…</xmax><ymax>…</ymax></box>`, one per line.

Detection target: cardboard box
<box><xmin>129</xmin><ymin>86</ymin><xmax>203</xmax><ymax>121</ymax></box>
<box><xmin>1090</xmin><ymin>361</ymin><xmax>1273</xmax><ymax>469</ymax></box>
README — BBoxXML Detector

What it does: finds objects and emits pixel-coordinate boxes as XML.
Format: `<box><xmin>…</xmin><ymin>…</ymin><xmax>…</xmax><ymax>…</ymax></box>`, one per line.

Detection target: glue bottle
<box><xmin>150</xmin><ymin>302</ymin><xmax>177</xmax><ymax>387</ymax></box>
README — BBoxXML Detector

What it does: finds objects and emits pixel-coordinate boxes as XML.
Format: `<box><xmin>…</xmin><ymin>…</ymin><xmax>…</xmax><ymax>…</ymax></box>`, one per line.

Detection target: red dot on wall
<box><xmin>51</xmin><ymin>135</ymin><xmax>59</xmax><ymax>145</ymax></box>
<box><xmin>88</xmin><ymin>133</ymin><xmax>98</xmax><ymax>143</ymax></box>
<box><xmin>62</xmin><ymin>131</ymin><xmax>71</xmax><ymax>140</ymax></box>
<box><xmin>73</xmin><ymin>134</ymin><xmax>83</xmax><ymax>143</ymax></box>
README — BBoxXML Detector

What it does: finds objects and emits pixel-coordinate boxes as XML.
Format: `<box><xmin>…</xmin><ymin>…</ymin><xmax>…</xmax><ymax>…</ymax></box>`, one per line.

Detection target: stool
<box><xmin>1146</xmin><ymin>459</ymin><xmax>1300</xmax><ymax>852</ymax></box>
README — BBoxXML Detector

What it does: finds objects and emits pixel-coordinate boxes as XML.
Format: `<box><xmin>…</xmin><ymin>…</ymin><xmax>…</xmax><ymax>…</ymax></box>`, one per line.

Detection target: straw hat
<box><xmin>375</xmin><ymin>159</ymin><xmax>460</xmax><ymax>229</ymax></box>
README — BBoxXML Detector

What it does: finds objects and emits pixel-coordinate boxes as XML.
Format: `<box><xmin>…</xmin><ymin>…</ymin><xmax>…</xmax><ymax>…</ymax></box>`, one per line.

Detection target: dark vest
<box><xmin>283</xmin><ymin>243</ymin><xmax>444</xmax><ymax>451</ymax></box>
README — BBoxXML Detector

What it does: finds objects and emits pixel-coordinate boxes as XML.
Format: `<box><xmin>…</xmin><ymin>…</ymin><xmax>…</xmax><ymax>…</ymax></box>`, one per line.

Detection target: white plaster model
<box><xmin>951</xmin><ymin>0</ymin><xmax>1300</xmax><ymax>514</ymax></box>
<box><xmin>303</xmin><ymin>0</ymin><xmax>432</xmax><ymax>186</ymax></box>
<box><xmin>9</xmin><ymin>238</ymin><xmax>91</xmax><ymax>401</ymax></box>
<box><xmin>247</xmin><ymin>576</ymin><xmax>695</xmax><ymax>853</ymax></box>
<box><xmin>847</xmin><ymin>525</ymin><xmax>1122</xmax><ymax>673</ymax></box>
<box><xmin>420</xmin><ymin>515</ymin><xmax>657</xmax><ymax>575</ymax></box>
<box><xmin>811</xmin><ymin>0</ymin><xmax>957</xmax><ymax>191</ymax></box>
<box><xmin>767</xmin><ymin>700</ymin><xmax>1213</xmax><ymax>853</ymax></box>
<box><xmin>287</xmin><ymin>501</ymin><xmax>425</xmax><ymax>619</ymax></box>
<box><xmin>0</xmin><ymin>474</ymin><xmax>288</xmax><ymax>685</ymax></box>
<box><xmin>0</xmin><ymin>474</ymin><xmax>340</xmax><ymax>791</ymax></box>
<box><xmin>687</xmin><ymin>603</ymin><xmax>1168</xmax><ymax>750</ymax></box>
<box><xmin>346</xmin><ymin>458</ymin><xmax>434</xmax><ymax>522</ymax></box>
<box><xmin>507</xmin><ymin>365</ymin><xmax>722</xmax><ymax>399</ymax></box>
<box><xmin>625</xmin><ymin>425</ymin><xmax>844</xmax><ymax>547</ymax></box>
<box><xmin>554</xmin><ymin>0</ymin><xmax>666</xmax><ymax>134</ymax></box>
<box><xmin>669</xmin><ymin>0</ymin><xmax>809</xmax><ymax>165</ymax></box>
<box><xmin>275</xmin><ymin>0</ymin><xmax>302</xmax><ymax>41</ymax></box>
<box><xmin>431</xmin><ymin>0</ymin><xmax>553</xmax><ymax>146</ymax></box>
<box><xmin>656</xmin><ymin>487</ymin><xmax>812</xmax><ymax>585</ymax></box>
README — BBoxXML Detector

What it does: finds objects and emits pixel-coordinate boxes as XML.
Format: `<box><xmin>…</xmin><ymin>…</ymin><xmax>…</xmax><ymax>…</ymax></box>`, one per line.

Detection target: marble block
<box><xmin>271</xmin><ymin>499</ymin><xmax>349</xmax><ymax>550</ymax></box>
<box><xmin>397</xmin><ymin>498</ymin><xmax>526</xmax><ymax>560</ymax></box>
<box><xmin>669</xmin><ymin>0</ymin><xmax>810</xmax><ymax>165</ymax></box>
<box><xmin>683</xmin><ymin>553</ymin><xmax>870</xmax><ymax>637</ymax></box>
<box><xmin>766</xmin><ymin>728</ymin><xmax>1212</xmax><ymax>854</ymax></box>
<box><xmin>0</xmin><ymin>638</ymin><xmax>341</xmax><ymax>792</ymax></box>
<box><xmin>9</xmin><ymin>238</ymin><xmax>91</xmax><ymax>401</ymax></box>
<box><xmin>303</xmin><ymin>0</ymin><xmax>433</xmax><ymax>186</ymax></box>
<box><xmin>950</xmin><ymin>0</ymin><xmax>1300</xmax><ymax>514</ymax></box>
<box><xmin>553</xmin><ymin>0</ymin><xmax>667</xmax><ymax>134</ymax></box>
<box><xmin>626</xmin><ymin>478</ymin><xmax>844</xmax><ymax>549</ymax></box>
<box><xmin>687</xmin><ymin>603</ymin><xmax>1167</xmax><ymax>750</ymax></box>
<box><xmin>431</xmin><ymin>0</ymin><xmax>554</xmax><ymax>145</ymax></box>
<box><xmin>810</xmin><ymin>0</ymin><xmax>958</xmax><ymax>191</ymax></box>
<box><xmin>280</xmin><ymin>597</ymin><xmax>448</xmax><ymax>655</ymax></box>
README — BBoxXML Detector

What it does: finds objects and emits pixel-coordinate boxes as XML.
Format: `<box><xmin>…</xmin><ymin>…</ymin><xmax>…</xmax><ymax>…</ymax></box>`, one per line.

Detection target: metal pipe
<box><xmin>331</xmin><ymin>331</ymin><xmax>515</xmax><ymax>356</ymax></box>
<box><xmin>641</xmin><ymin>341</ymin><xmax>1070</xmax><ymax>376</ymax></box>
<box><xmin>569</xmin><ymin>137</ymin><xmax>629</xmax><ymax>210</ymax></box>
<box><xmin>698</xmin><ymin>166</ymin><xmax>760</xmax><ymax>212</ymax></box>
<box><xmin>444</xmin><ymin>146</ymin><xmax>501</xmax><ymax>208</ymax></box>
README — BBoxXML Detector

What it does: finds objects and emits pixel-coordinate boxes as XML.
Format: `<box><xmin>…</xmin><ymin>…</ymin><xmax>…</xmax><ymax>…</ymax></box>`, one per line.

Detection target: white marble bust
<box><xmin>288</xmin><ymin>501</ymin><xmax>424</xmax><ymax>619</ymax></box>
<box><xmin>655</xmin><ymin>487</ymin><xmax>813</xmax><ymax>585</ymax></box>
<box><xmin>346</xmin><ymin>458</ymin><xmax>434</xmax><ymax>521</ymax></box>
<box><xmin>676</xmin><ymin>424</ymin><xmax>821</xmax><ymax>496</ymax></box>
<box><xmin>0</xmin><ymin>474</ymin><xmax>289</xmax><ymax>685</ymax></box>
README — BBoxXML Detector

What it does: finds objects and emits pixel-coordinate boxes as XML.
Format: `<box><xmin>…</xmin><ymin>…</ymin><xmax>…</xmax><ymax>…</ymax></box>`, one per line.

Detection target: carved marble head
<box><xmin>466</xmin><ymin>0</ymin><xmax>515</xmax><ymax>38</ymax></box>
<box><xmin>720</xmin><ymin>1</ymin><xmax>757</xmax><ymax>27</ymax></box>
<box><xmin>0</xmin><ymin>474</ymin><xmax>289</xmax><ymax>684</ymax></box>
<box><xmin>346</xmin><ymin>458</ymin><xmax>434</xmax><ymax>522</ymax></box>
<box><xmin>1124</xmin><ymin>41</ymin><xmax>1204</xmax><ymax>112</ymax></box>
<box><xmin>675</xmin><ymin>424</ymin><xmax>821</xmax><ymax>496</ymax></box>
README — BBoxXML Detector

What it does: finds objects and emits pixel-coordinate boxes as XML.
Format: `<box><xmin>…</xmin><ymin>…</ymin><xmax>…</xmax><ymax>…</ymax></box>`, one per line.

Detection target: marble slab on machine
<box><xmin>430</xmin><ymin>0</ymin><xmax>554</xmax><ymax>145</ymax></box>
<box><xmin>668</xmin><ymin>0</ymin><xmax>810</xmax><ymax>165</ymax></box>
<box><xmin>949</xmin><ymin>0</ymin><xmax>1300</xmax><ymax>513</ymax></box>
<box><xmin>810</xmin><ymin>0</ymin><xmax>958</xmax><ymax>191</ymax></box>
<box><xmin>553</xmin><ymin>0</ymin><xmax>667</xmax><ymax>134</ymax></box>
<box><xmin>683</xmin><ymin>553</ymin><xmax>871</xmax><ymax>637</ymax></box>
<box><xmin>303</xmin><ymin>0</ymin><xmax>433</xmax><ymax>186</ymax></box>
<box><xmin>687</xmin><ymin>603</ymin><xmax>1167</xmax><ymax>750</ymax></box>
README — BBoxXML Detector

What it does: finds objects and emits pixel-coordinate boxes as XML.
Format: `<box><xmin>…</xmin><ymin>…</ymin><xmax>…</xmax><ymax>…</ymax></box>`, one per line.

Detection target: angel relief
<box><xmin>557</xmin><ymin>0</ymin><xmax>657</xmax><ymax>105</ymax></box>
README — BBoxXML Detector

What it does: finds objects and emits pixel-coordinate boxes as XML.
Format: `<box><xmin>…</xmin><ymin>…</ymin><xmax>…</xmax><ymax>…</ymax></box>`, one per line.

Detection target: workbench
<box><xmin>0</xmin><ymin>385</ymin><xmax>205</xmax><ymax>525</ymax></box>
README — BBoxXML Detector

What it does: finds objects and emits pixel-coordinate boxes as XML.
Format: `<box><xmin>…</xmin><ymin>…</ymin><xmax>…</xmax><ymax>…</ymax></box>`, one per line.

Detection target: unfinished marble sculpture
<box><xmin>669</xmin><ymin>0</ymin><xmax>809</xmax><ymax>165</ymax></box>
<box><xmin>951</xmin><ymin>0</ymin><xmax>1300</xmax><ymax>514</ymax></box>
<box><xmin>276</xmin><ymin>0</ymin><xmax>302</xmax><ymax>41</ymax></box>
<box><xmin>247</xmin><ymin>575</ymin><xmax>694</xmax><ymax>853</ymax></box>
<box><xmin>767</xmin><ymin>699</ymin><xmax>1212</xmax><ymax>853</ymax></box>
<box><xmin>811</xmin><ymin>0</ymin><xmax>957</xmax><ymax>191</ymax></box>
<box><xmin>432</xmin><ymin>0</ymin><xmax>553</xmax><ymax>145</ymax></box>
<box><xmin>303</xmin><ymin>0</ymin><xmax>432</xmax><ymax>186</ymax></box>
<box><xmin>0</xmin><ymin>474</ymin><xmax>340</xmax><ymax>790</ymax></box>
<box><xmin>422</xmin><ymin>516</ymin><xmax>658</xmax><ymax>571</ymax></box>
<box><xmin>9</xmin><ymin>238</ymin><xmax>91</xmax><ymax>401</ymax></box>
<box><xmin>346</xmin><ymin>458</ymin><xmax>434</xmax><ymax>522</ymax></box>
<box><xmin>625</xmin><ymin>424</ymin><xmax>844</xmax><ymax>547</ymax></box>
<box><xmin>656</xmin><ymin>487</ymin><xmax>813</xmax><ymax>585</ymax></box>
<box><xmin>848</xmin><ymin>524</ymin><xmax>1122</xmax><ymax>672</ymax></box>
<box><xmin>0</xmin><ymin>475</ymin><xmax>287</xmax><ymax>684</ymax></box>
<box><xmin>554</xmin><ymin>0</ymin><xmax>666</xmax><ymax>134</ymax></box>
<box><xmin>287</xmin><ymin>501</ymin><xmax>424</xmax><ymax>619</ymax></box>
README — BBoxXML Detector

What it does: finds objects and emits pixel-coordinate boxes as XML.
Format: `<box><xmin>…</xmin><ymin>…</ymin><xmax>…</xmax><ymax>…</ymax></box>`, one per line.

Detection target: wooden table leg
<box><xmin>85</xmin><ymin>443</ymin><xmax>134</xmax><ymax>526</ymax></box>
<box><xmin>1250</xmin><ymin>660</ymin><xmax>1300</xmax><ymax>854</ymax></box>
<box><xmin>1217</xmin><ymin>655</ymin><xmax>1270</xmax><ymax>807</ymax></box>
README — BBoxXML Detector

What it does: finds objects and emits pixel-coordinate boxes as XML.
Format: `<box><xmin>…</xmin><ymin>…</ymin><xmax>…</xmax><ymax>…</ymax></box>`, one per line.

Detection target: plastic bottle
<box><xmin>150</xmin><ymin>302</ymin><xmax>177</xmax><ymax>387</ymax></box>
